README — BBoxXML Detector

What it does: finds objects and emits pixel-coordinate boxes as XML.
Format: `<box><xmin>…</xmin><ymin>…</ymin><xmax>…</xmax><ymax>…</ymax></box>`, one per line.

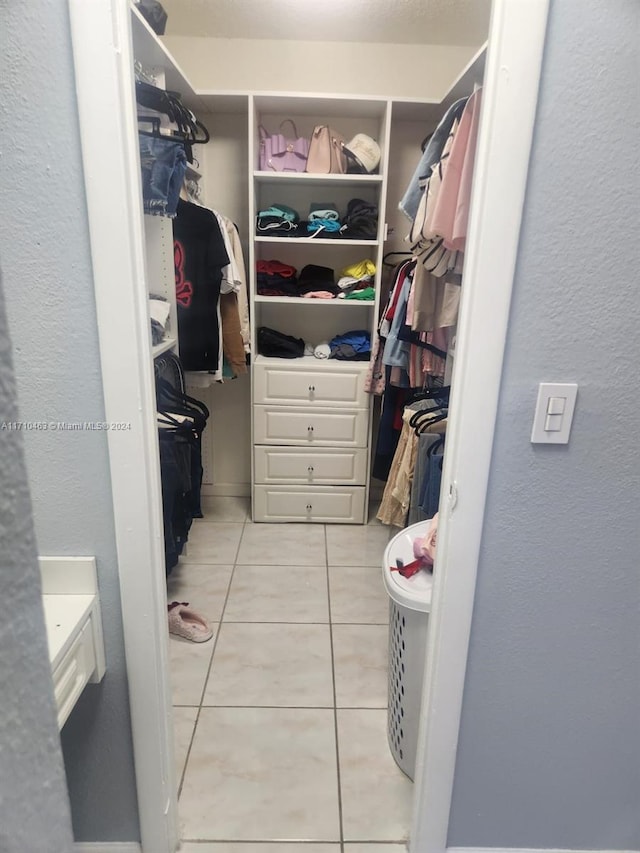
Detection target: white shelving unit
<box><xmin>247</xmin><ymin>94</ymin><xmax>392</xmax><ymax>523</ymax></box>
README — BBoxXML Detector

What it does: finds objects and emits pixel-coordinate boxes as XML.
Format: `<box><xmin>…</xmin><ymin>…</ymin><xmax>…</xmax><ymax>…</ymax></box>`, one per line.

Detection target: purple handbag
<box><xmin>258</xmin><ymin>120</ymin><xmax>309</xmax><ymax>172</ymax></box>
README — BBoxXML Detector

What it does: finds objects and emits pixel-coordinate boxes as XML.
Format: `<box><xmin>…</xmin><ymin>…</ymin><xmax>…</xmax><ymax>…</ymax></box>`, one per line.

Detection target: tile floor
<box><xmin>168</xmin><ymin>496</ymin><xmax>411</xmax><ymax>853</ymax></box>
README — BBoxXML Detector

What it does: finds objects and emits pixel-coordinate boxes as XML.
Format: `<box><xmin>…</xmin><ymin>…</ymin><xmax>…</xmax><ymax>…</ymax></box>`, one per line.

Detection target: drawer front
<box><xmin>255</xmin><ymin>445</ymin><xmax>368</xmax><ymax>485</ymax></box>
<box><xmin>254</xmin><ymin>485</ymin><xmax>366</xmax><ymax>523</ymax></box>
<box><xmin>254</xmin><ymin>363</ymin><xmax>368</xmax><ymax>408</ymax></box>
<box><xmin>52</xmin><ymin>619</ymin><xmax>97</xmax><ymax>730</ymax></box>
<box><xmin>254</xmin><ymin>406</ymin><xmax>368</xmax><ymax>447</ymax></box>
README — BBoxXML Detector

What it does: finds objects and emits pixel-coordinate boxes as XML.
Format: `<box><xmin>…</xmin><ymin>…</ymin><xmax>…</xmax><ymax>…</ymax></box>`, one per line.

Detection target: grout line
<box><xmin>325</xmin><ymin>524</ymin><xmax>345</xmax><ymax>853</ymax></box>
<box><xmin>195</xmin><ymin>703</ymin><xmax>388</xmax><ymax>710</ymax></box>
<box><xmin>175</xmin><ymin>513</ymin><xmax>247</xmax><ymax>798</ymax></box>
<box><xmin>180</xmin><ymin>839</ymin><xmax>346</xmax><ymax>845</ymax></box>
<box><xmin>218</xmin><ymin>619</ymin><xmax>387</xmax><ymax>625</ymax></box>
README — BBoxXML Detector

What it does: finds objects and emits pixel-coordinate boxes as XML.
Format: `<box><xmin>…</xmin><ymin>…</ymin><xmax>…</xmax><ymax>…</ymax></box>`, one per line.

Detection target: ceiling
<box><xmin>161</xmin><ymin>0</ymin><xmax>492</xmax><ymax>46</ymax></box>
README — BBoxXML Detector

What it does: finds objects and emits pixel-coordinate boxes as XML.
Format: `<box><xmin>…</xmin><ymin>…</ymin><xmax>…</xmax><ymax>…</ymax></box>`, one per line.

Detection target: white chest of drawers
<box><xmin>252</xmin><ymin>358</ymin><xmax>370</xmax><ymax>523</ymax></box>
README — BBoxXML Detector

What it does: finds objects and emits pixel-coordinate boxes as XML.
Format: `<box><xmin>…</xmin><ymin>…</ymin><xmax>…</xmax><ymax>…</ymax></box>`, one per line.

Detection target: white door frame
<box><xmin>67</xmin><ymin>0</ymin><xmax>549</xmax><ymax>850</ymax></box>
<box><xmin>409</xmin><ymin>1</ymin><xmax>550</xmax><ymax>850</ymax></box>
<box><xmin>67</xmin><ymin>2</ymin><xmax>178</xmax><ymax>851</ymax></box>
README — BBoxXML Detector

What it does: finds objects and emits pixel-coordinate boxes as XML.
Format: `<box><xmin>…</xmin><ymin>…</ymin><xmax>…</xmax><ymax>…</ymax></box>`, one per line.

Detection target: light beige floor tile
<box><xmin>173</xmin><ymin>707</ymin><xmax>198</xmax><ymax>783</ymax></box>
<box><xmin>167</xmin><ymin>563</ymin><xmax>233</xmax><ymax>623</ymax></box>
<box><xmin>169</xmin><ymin>633</ymin><xmax>216</xmax><ymax>706</ymax></box>
<box><xmin>326</xmin><ymin>524</ymin><xmax>393</xmax><ymax>567</ymax></box>
<box><xmin>338</xmin><ymin>709</ymin><xmax>413</xmax><ymax>842</ymax></box>
<box><xmin>181</xmin><ymin>522</ymin><xmax>243</xmax><ymax>564</ymax></box>
<box><xmin>198</xmin><ymin>495</ymin><xmax>250</xmax><ymax>522</ymax></box>
<box><xmin>204</xmin><ymin>623</ymin><xmax>333</xmax><ymax>707</ymax></box>
<box><xmin>329</xmin><ymin>565</ymin><xmax>389</xmax><ymax>624</ymax></box>
<box><xmin>237</xmin><ymin>523</ymin><xmax>326</xmax><ymax>566</ymax></box>
<box><xmin>179</xmin><ymin>843</ymin><xmax>339</xmax><ymax>852</ymax></box>
<box><xmin>344</xmin><ymin>846</ymin><xmax>408</xmax><ymax>852</ymax></box>
<box><xmin>333</xmin><ymin>624</ymin><xmax>388</xmax><ymax>708</ymax></box>
<box><xmin>224</xmin><ymin>565</ymin><xmax>329</xmax><ymax>623</ymax></box>
<box><xmin>179</xmin><ymin>707</ymin><xmax>340</xmax><ymax>841</ymax></box>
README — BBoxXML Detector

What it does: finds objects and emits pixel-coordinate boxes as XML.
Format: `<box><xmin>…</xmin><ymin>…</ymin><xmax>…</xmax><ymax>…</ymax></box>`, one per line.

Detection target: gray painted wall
<box><xmin>0</xmin><ymin>0</ymin><xmax>140</xmax><ymax>843</ymax></box>
<box><xmin>0</xmin><ymin>279</ymin><xmax>74</xmax><ymax>852</ymax></box>
<box><xmin>448</xmin><ymin>0</ymin><xmax>640</xmax><ymax>848</ymax></box>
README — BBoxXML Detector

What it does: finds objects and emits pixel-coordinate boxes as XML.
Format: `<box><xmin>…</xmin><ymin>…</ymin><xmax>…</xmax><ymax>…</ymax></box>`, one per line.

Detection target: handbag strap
<box><xmin>280</xmin><ymin>119</ymin><xmax>299</xmax><ymax>138</ymax></box>
<box><xmin>258</xmin><ymin>124</ymin><xmax>268</xmax><ymax>140</ymax></box>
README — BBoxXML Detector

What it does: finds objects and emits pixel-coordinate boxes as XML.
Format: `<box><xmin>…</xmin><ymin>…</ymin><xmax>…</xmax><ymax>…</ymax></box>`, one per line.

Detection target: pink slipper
<box><xmin>168</xmin><ymin>601</ymin><xmax>213</xmax><ymax>643</ymax></box>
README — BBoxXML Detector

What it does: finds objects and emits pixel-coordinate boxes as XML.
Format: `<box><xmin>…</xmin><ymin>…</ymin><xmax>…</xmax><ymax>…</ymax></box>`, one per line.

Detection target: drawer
<box><xmin>254</xmin><ymin>485</ymin><xmax>366</xmax><ymax>523</ymax></box>
<box><xmin>254</xmin><ymin>362</ymin><xmax>368</xmax><ymax>408</ymax></box>
<box><xmin>254</xmin><ymin>445</ymin><xmax>368</xmax><ymax>485</ymax></box>
<box><xmin>254</xmin><ymin>405</ymin><xmax>369</xmax><ymax>447</ymax></box>
<box><xmin>52</xmin><ymin>618</ymin><xmax>97</xmax><ymax>729</ymax></box>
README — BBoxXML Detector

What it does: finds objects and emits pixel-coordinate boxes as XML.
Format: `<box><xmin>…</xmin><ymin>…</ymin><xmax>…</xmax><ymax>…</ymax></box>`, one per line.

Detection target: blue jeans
<box><xmin>139</xmin><ymin>135</ymin><xmax>187</xmax><ymax>218</ymax></box>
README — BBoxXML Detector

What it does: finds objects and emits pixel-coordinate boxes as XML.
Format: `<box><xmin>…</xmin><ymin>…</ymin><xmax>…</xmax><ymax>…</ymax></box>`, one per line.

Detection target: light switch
<box><xmin>547</xmin><ymin>396</ymin><xmax>566</xmax><ymax>415</ymax></box>
<box><xmin>544</xmin><ymin>413</ymin><xmax>563</xmax><ymax>431</ymax></box>
<box><xmin>531</xmin><ymin>382</ymin><xmax>578</xmax><ymax>444</ymax></box>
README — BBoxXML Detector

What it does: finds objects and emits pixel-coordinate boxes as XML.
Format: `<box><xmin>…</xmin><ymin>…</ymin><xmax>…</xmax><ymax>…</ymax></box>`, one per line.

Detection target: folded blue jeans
<box><xmin>139</xmin><ymin>134</ymin><xmax>187</xmax><ymax>218</ymax></box>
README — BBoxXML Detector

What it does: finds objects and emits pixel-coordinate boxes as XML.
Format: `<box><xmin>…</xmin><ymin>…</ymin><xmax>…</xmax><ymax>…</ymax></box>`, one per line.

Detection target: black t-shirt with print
<box><xmin>173</xmin><ymin>199</ymin><xmax>230</xmax><ymax>371</ymax></box>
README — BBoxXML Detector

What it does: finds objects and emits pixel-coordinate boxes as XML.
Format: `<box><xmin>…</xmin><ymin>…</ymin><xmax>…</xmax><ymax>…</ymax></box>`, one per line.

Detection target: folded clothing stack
<box><xmin>329</xmin><ymin>329</ymin><xmax>372</xmax><ymax>361</ymax></box>
<box><xmin>337</xmin><ymin>259</ymin><xmax>376</xmax><ymax>300</ymax></box>
<box><xmin>307</xmin><ymin>202</ymin><xmax>342</xmax><ymax>236</ymax></box>
<box><xmin>297</xmin><ymin>264</ymin><xmax>340</xmax><ymax>298</ymax></box>
<box><xmin>256</xmin><ymin>203</ymin><xmax>301</xmax><ymax>236</ymax></box>
<box><xmin>256</xmin><ymin>259</ymin><xmax>299</xmax><ymax>296</ymax></box>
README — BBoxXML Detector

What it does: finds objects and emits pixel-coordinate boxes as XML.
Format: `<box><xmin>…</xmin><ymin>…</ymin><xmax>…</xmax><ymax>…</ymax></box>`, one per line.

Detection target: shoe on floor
<box><xmin>168</xmin><ymin>601</ymin><xmax>213</xmax><ymax>643</ymax></box>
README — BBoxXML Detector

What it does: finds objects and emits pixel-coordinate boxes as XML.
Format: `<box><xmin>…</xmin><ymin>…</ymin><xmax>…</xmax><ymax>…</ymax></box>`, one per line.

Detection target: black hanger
<box><xmin>156</xmin><ymin>377</ymin><xmax>209</xmax><ymax>434</ymax></box>
<box><xmin>405</xmin><ymin>384</ymin><xmax>450</xmax><ymax>408</ymax></box>
<box><xmin>138</xmin><ymin>115</ymin><xmax>187</xmax><ymax>142</ymax></box>
<box><xmin>411</xmin><ymin>409</ymin><xmax>448</xmax><ymax>435</ymax></box>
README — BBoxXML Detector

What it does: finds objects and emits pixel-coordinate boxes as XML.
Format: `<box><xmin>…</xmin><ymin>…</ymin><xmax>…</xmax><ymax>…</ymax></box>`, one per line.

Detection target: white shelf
<box><xmin>255</xmin><ymin>236</ymin><xmax>379</xmax><ymax>247</ymax></box>
<box><xmin>254</xmin><ymin>171</ymin><xmax>383</xmax><ymax>185</ymax></box>
<box><xmin>43</xmin><ymin>594</ymin><xmax>96</xmax><ymax>672</ymax></box>
<box><xmin>152</xmin><ymin>337</ymin><xmax>176</xmax><ymax>357</ymax></box>
<box><xmin>254</xmin><ymin>354</ymin><xmax>370</xmax><ymax>369</ymax></box>
<box><xmin>130</xmin><ymin>3</ymin><xmax>203</xmax><ymax>112</ymax></box>
<box><xmin>255</xmin><ymin>296</ymin><xmax>375</xmax><ymax>306</ymax></box>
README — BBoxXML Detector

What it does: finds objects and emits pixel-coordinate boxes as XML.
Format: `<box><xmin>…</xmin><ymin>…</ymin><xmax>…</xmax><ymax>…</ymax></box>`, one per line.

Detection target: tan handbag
<box><xmin>305</xmin><ymin>125</ymin><xmax>347</xmax><ymax>174</ymax></box>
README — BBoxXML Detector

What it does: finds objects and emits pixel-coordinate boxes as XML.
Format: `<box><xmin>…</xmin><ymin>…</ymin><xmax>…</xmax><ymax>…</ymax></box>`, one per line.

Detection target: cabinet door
<box><xmin>254</xmin><ymin>406</ymin><xmax>368</xmax><ymax>447</ymax></box>
<box><xmin>254</xmin><ymin>363</ymin><xmax>369</xmax><ymax>408</ymax></box>
<box><xmin>254</xmin><ymin>485</ymin><xmax>366</xmax><ymax>523</ymax></box>
<box><xmin>254</xmin><ymin>445</ymin><xmax>368</xmax><ymax>484</ymax></box>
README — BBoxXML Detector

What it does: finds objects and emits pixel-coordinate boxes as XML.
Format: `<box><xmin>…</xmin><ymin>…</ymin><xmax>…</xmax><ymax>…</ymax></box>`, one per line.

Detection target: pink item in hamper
<box><xmin>413</xmin><ymin>513</ymin><xmax>439</xmax><ymax>568</ymax></box>
<box><xmin>168</xmin><ymin>601</ymin><xmax>213</xmax><ymax>643</ymax></box>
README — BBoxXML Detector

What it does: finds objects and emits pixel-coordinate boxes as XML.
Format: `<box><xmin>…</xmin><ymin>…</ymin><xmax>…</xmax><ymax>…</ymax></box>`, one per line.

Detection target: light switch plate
<box><xmin>531</xmin><ymin>382</ymin><xmax>578</xmax><ymax>444</ymax></box>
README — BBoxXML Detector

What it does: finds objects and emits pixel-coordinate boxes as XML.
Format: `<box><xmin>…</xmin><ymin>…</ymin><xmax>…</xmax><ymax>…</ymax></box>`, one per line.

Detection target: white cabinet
<box><xmin>254</xmin><ymin>446</ymin><xmax>368</xmax><ymax>485</ymax></box>
<box><xmin>40</xmin><ymin>557</ymin><xmax>106</xmax><ymax>730</ymax></box>
<box><xmin>249</xmin><ymin>95</ymin><xmax>392</xmax><ymax>523</ymax></box>
<box><xmin>254</xmin><ymin>485</ymin><xmax>366</xmax><ymax>524</ymax></box>
<box><xmin>254</xmin><ymin>360</ymin><xmax>369</xmax><ymax>408</ymax></box>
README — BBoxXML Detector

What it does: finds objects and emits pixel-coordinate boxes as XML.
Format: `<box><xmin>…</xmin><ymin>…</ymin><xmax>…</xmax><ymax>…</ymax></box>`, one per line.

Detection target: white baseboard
<box><xmin>74</xmin><ymin>844</ymin><xmax>141</xmax><ymax>853</ymax></box>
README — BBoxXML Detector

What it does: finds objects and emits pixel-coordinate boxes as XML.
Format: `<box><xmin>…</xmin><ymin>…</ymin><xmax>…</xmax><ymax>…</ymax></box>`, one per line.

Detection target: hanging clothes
<box><xmin>398</xmin><ymin>97</ymin><xmax>469</xmax><ymax>222</ymax></box>
<box><xmin>430</xmin><ymin>88</ymin><xmax>483</xmax><ymax>252</ymax></box>
<box><xmin>173</xmin><ymin>198</ymin><xmax>229</xmax><ymax>373</ymax></box>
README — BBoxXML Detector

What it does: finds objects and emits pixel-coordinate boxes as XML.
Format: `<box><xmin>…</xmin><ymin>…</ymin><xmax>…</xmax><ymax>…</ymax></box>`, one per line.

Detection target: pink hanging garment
<box><xmin>430</xmin><ymin>89</ymin><xmax>482</xmax><ymax>251</ymax></box>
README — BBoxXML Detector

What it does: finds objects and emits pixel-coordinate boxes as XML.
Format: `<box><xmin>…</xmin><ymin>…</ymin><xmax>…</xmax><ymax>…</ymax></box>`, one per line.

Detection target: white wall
<box><xmin>164</xmin><ymin>36</ymin><xmax>475</xmax><ymax>101</ymax></box>
<box><xmin>0</xmin><ymin>0</ymin><xmax>140</xmax><ymax>843</ymax></box>
<box><xmin>447</xmin><ymin>0</ymin><xmax>640</xmax><ymax>847</ymax></box>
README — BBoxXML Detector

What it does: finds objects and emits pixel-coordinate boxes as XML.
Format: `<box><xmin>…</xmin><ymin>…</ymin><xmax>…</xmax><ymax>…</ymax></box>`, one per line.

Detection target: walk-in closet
<box><xmin>68</xmin><ymin>0</ymin><xmax>493</xmax><ymax>848</ymax></box>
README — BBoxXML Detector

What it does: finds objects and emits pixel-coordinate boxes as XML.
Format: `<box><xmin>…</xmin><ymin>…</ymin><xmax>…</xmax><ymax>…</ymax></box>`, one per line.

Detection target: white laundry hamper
<box><xmin>382</xmin><ymin>520</ymin><xmax>434</xmax><ymax>780</ymax></box>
